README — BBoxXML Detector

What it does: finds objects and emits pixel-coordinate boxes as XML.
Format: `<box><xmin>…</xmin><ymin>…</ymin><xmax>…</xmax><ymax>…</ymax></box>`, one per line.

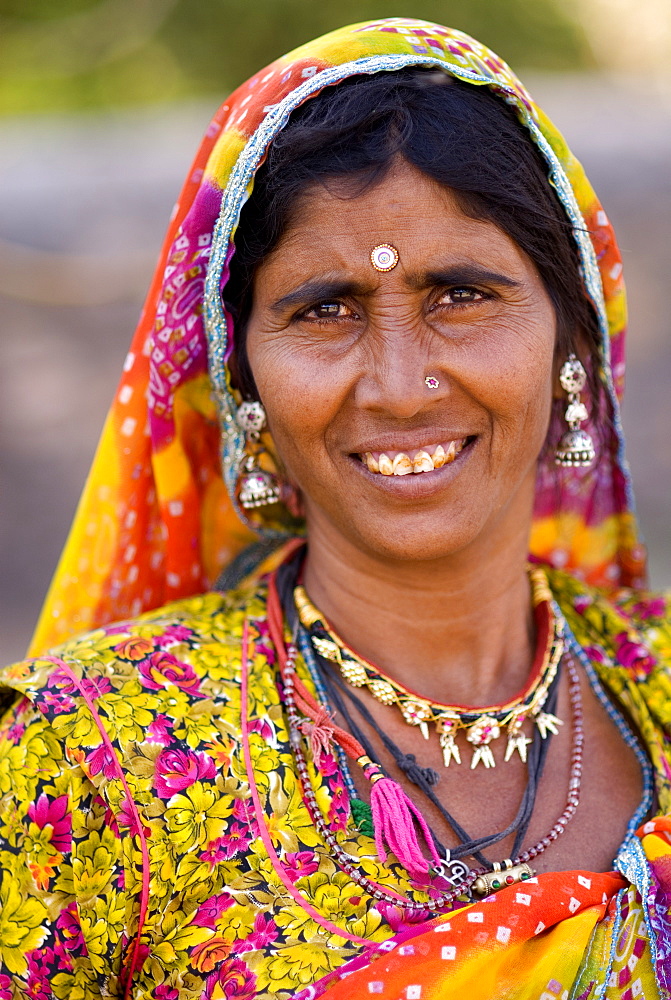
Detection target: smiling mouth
<box><xmin>357</xmin><ymin>438</ymin><xmax>472</xmax><ymax>476</ymax></box>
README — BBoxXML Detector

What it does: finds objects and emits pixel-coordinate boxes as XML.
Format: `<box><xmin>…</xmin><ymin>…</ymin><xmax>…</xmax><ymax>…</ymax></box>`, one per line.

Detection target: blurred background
<box><xmin>1</xmin><ymin>0</ymin><xmax>670</xmax><ymax>662</ymax></box>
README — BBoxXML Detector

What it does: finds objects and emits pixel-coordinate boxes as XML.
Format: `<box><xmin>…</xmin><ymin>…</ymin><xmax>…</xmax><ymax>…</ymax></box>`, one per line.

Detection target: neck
<box><xmin>302</xmin><ymin>519</ymin><xmax>536</xmax><ymax>708</ymax></box>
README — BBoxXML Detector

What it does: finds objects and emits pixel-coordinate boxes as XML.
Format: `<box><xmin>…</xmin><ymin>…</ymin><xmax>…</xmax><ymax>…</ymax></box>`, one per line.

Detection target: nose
<box><xmin>354</xmin><ymin>329</ymin><xmax>448</xmax><ymax>419</ymax></box>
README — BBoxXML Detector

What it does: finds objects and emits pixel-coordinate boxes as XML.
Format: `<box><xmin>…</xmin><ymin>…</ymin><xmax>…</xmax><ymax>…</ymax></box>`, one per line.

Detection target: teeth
<box><xmin>361</xmin><ymin>439</ymin><xmax>468</xmax><ymax>476</ymax></box>
<box><xmin>378</xmin><ymin>454</ymin><xmax>393</xmax><ymax>476</ymax></box>
<box><xmin>392</xmin><ymin>454</ymin><xmax>413</xmax><ymax>476</ymax></box>
<box><xmin>431</xmin><ymin>444</ymin><xmax>446</xmax><ymax>469</ymax></box>
<box><xmin>413</xmin><ymin>451</ymin><xmax>434</xmax><ymax>474</ymax></box>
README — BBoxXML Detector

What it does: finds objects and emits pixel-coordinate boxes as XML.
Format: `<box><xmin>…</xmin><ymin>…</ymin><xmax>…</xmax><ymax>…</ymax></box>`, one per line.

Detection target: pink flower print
<box><xmin>6</xmin><ymin>718</ymin><xmax>26</xmax><ymax>742</ymax></box>
<box><xmin>56</xmin><ymin>903</ymin><xmax>85</xmax><ymax>954</ymax></box>
<box><xmin>46</xmin><ymin>669</ymin><xmax>77</xmax><ymax>694</ymax></box>
<box><xmin>161</xmin><ymin>624</ymin><xmax>195</xmax><ymax>644</ymax></box>
<box><xmin>26</xmin><ymin>947</ymin><xmax>63</xmax><ymax>1000</ymax></box>
<box><xmin>317</xmin><ymin>751</ymin><xmax>339</xmax><ymax>777</ymax></box>
<box><xmin>39</xmin><ymin>689</ymin><xmax>76</xmax><ymax>715</ymax></box>
<box><xmin>154</xmin><ymin>988</ymin><xmax>179</xmax><ymax>1000</ymax></box>
<box><xmin>573</xmin><ymin>594</ymin><xmax>592</xmax><ymax>614</ymax></box>
<box><xmin>630</xmin><ymin>596</ymin><xmax>667</xmax><ymax>621</ymax></box>
<box><xmin>376</xmin><ymin>902</ymin><xmax>428</xmax><ymax>932</ymax></box>
<box><xmin>248</xmin><ymin>717</ymin><xmax>275</xmax><ymax>744</ymax></box>
<box><xmin>85</xmin><ymin>743</ymin><xmax>120</xmax><ymax>781</ymax></box>
<box><xmin>147</xmin><ymin>714</ymin><xmax>175</xmax><ymax>746</ymax></box>
<box><xmin>327</xmin><ymin>778</ymin><xmax>350</xmax><ymax>833</ymax></box>
<box><xmin>154</xmin><ymin>747</ymin><xmax>216</xmax><ymax>798</ymax></box>
<box><xmin>0</xmin><ymin>976</ymin><xmax>12</xmax><ymax>1000</ymax></box>
<box><xmin>204</xmin><ymin>957</ymin><xmax>256</xmax><ymax>1000</ymax></box>
<box><xmin>237</xmin><ymin>912</ymin><xmax>279</xmax><ymax>953</ymax></box>
<box><xmin>192</xmin><ymin>892</ymin><xmax>234</xmax><ymax>929</ymax></box>
<box><xmin>138</xmin><ymin>651</ymin><xmax>203</xmax><ymax>695</ymax></box>
<box><xmin>614</xmin><ymin>632</ymin><xmax>656</xmax><ymax>679</ymax></box>
<box><xmin>220</xmin><ymin>821</ymin><xmax>250</xmax><ymax>857</ymax></box>
<box><xmin>27</xmin><ymin>794</ymin><xmax>71</xmax><ymax>853</ymax></box>
<box><xmin>283</xmin><ymin>851</ymin><xmax>320</xmax><ymax>883</ymax></box>
<box><xmin>117</xmin><ymin>796</ymin><xmax>149</xmax><ymax>838</ymax></box>
<box><xmin>583</xmin><ymin>644</ymin><xmax>607</xmax><ymax>665</ymax></box>
<box><xmin>79</xmin><ymin>676</ymin><xmax>112</xmax><ymax>700</ymax></box>
<box><xmin>232</xmin><ymin>797</ymin><xmax>254</xmax><ymax>824</ymax></box>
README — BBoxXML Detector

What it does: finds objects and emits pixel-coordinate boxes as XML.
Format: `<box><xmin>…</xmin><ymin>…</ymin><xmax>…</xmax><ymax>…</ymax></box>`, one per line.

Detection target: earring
<box><xmin>554</xmin><ymin>354</ymin><xmax>595</xmax><ymax>468</ymax></box>
<box><xmin>236</xmin><ymin>401</ymin><xmax>281</xmax><ymax>509</ymax></box>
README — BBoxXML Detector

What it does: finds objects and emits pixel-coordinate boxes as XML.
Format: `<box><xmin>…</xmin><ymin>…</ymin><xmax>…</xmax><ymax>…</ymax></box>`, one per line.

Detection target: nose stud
<box><xmin>370</xmin><ymin>244</ymin><xmax>399</xmax><ymax>272</ymax></box>
<box><xmin>425</xmin><ymin>376</ymin><xmax>440</xmax><ymax>389</ymax></box>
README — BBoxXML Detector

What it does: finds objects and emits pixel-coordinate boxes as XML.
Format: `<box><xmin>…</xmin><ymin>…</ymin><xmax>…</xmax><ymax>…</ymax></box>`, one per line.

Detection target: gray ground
<box><xmin>1</xmin><ymin>74</ymin><xmax>670</xmax><ymax>664</ymax></box>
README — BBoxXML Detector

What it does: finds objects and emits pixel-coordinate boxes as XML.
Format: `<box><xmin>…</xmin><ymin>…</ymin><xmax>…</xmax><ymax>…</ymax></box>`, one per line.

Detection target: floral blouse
<box><xmin>1</xmin><ymin>571</ymin><xmax>670</xmax><ymax>999</ymax></box>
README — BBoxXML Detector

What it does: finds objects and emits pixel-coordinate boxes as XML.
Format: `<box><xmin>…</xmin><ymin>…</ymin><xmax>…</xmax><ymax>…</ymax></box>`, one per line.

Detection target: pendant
<box><xmin>431</xmin><ymin>858</ymin><xmax>471</xmax><ymax>888</ymax></box>
<box><xmin>535</xmin><ymin>712</ymin><xmax>563</xmax><ymax>738</ymax></box>
<box><xmin>439</xmin><ymin>729</ymin><xmax>461</xmax><ymax>767</ymax></box>
<box><xmin>467</xmin><ymin>715</ymin><xmax>500</xmax><ymax>769</ymax></box>
<box><xmin>470</xmin><ymin>744</ymin><xmax>496</xmax><ymax>769</ymax></box>
<box><xmin>472</xmin><ymin>863</ymin><xmax>535</xmax><ymax>897</ymax></box>
<box><xmin>401</xmin><ymin>700</ymin><xmax>432</xmax><ymax>740</ymax></box>
<box><xmin>504</xmin><ymin>733</ymin><xmax>532</xmax><ymax>763</ymax></box>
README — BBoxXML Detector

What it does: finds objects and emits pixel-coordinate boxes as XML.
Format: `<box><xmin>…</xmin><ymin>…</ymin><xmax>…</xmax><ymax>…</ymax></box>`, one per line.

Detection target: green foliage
<box><xmin>0</xmin><ymin>0</ymin><xmax>594</xmax><ymax>114</ymax></box>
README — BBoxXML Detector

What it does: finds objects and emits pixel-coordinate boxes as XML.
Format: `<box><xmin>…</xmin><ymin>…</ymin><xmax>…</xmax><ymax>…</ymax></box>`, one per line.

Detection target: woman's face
<box><xmin>245</xmin><ymin>158</ymin><xmax>557</xmax><ymax>564</ymax></box>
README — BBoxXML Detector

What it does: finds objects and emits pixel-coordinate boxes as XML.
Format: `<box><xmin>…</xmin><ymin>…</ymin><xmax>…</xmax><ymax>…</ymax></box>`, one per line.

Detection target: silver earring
<box><xmin>236</xmin><ymin>401</ymin><xmax>281</xmax><ymax>509</ymax></box>
<box><xmin>554</xmin><ymin>354</ymin><xmax>595</xmax><ymax>468</ymax></box>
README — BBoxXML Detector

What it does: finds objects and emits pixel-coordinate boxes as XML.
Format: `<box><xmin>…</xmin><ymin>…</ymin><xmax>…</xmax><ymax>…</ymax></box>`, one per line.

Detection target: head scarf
<box><xmin>30</xmin><ymin>17</ymin><xmax>646</xmax><ymax>656</ymax></box>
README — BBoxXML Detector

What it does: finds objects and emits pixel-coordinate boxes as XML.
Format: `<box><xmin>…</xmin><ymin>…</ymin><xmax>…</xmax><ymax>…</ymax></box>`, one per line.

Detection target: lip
<box><xmin>349</xmin><ymin>434</ymin><xmax>473</xmax><ymax>456</ymax></box>
<box><xmin>348</xmin><ymin>436</ymin><xmax>477</xmax><ymax>497</ymax></box>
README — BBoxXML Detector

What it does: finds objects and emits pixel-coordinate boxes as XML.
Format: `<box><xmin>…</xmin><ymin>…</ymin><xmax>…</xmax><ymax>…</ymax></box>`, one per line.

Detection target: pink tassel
<box><xmin>370</xmin><ymin>775</ymin><xmax>440</xmax><ymax>879</ymax></box>
<box><xmin>298</xmin><ymin>706</ymin><xmax>335</xmax><ymax>769</ymax></box>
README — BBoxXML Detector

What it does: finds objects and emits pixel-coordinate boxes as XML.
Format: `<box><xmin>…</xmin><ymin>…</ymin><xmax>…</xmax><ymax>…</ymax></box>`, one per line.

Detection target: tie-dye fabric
<box><xmin>1</xmin><ymin>569</ymin><xmax>671</xmax><ymax>998</ymax></box>
<box><xmin>30</xmin><ymin>17</ymin><xmax>645</xmax><ymax>656</ymax></box>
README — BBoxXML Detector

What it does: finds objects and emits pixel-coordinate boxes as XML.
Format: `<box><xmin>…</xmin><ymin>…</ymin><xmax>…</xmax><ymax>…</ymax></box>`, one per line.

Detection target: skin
<box><xmin>245</xmin><ymin>158</ymin><xmax>644</xmax><ymax>873</ymax></box>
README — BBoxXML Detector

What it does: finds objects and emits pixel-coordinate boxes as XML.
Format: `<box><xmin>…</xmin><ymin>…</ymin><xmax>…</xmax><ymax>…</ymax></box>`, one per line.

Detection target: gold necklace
<box><xmin>294</xmin><ymin>567</ymin><xmax>564</xmax><ymax>770</ymax></box>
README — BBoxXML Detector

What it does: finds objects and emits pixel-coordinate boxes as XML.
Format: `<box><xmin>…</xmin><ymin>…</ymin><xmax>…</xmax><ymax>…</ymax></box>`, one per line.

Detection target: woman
<box><xmin>1</xmin><ymin>17</ymin><xmax>670</xmax><ymax>999</ymax></box>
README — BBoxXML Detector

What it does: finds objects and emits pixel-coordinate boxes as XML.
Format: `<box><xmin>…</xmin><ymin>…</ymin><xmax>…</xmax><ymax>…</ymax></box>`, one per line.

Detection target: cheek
<box><xmin>250</xmin><ymin>347</ymin><xmax>344</xmax><ymax>478</ymax></box>
<box><xmin>468</xmin><ymin>316</ymin><xmax>556</xmax><ymax>444</ymax></box>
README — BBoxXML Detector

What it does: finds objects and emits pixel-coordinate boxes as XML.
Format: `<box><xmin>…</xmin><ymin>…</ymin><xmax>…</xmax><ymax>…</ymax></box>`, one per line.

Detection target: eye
<box><xmin>300</xmin><ymin>301</ymin><xmax>358</xmax><ymax>321</ymax></box>
<box><xmin>438</xmin><ymin>286</ymin><xmax>486</xmax><ymax>305</ymax></box>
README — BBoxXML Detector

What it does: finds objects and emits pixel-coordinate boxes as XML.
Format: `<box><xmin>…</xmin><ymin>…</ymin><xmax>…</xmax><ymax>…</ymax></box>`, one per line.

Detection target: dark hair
<box><xmin>225</xmin><ymin>68</ymin><xmax>601</xmax><ymax>407</ymax></box>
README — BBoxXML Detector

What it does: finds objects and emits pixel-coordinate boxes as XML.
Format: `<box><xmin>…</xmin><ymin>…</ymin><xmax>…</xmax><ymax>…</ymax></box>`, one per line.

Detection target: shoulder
<box><xmin>548</xmin><ymin>568</ymin><xmax>670</xmax><ymax>666</ymax></box>
<box><xmin>548</xmin><ymin>567</ymin><xmax>671</xmax><ymax>728</ymax></box>
<box><xmin>0</xmin><ymin>579</ymin><xmax>274</xmax><ymax>772</ymax></box>
<box><xmin>2</xmin><ymin>581</ymin><xmax>267</xmax><ymax>694</ymax></box>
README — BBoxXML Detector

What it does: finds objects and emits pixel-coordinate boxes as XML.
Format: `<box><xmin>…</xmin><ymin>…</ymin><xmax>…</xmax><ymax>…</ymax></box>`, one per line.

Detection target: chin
<box><xmin>328</xmin><ymin>504</ymin><xmax>487</xmax><ymax>565</ymax></box>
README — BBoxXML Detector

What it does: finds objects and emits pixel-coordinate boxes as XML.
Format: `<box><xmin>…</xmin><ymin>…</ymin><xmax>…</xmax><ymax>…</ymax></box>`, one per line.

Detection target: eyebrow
<box><xmin>408</xmin><ymin>265</ymin><xmax>522</xmax><ymax>291</ymax></box>
<box><xmin>270</xmin><ymin>264</ymin><xmax>521</xmax><ymax>313</ymax></box>
<box><xmin>271</xmin><ymin>278</ymin><xmax>368</xmax><ymax>313</ymax></box>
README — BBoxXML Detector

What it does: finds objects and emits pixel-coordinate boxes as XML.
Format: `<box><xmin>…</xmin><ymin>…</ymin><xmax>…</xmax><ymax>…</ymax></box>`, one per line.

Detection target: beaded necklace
<box><xmin>267</xmin><ymin>567</ymin><xmax>586</xmax><ymax>910</ymax></box>
<box><xmin>295</xmin><ymin>566</ymin><xmax>563</xmax><ymax>769</ymax></box>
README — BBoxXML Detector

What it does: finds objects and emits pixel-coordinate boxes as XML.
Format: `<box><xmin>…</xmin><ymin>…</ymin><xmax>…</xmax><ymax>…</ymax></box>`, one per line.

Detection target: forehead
<box><xmin>258</xmin><ymin>160</ymin><xmax>533</xmax><ymax>287</ymax></box>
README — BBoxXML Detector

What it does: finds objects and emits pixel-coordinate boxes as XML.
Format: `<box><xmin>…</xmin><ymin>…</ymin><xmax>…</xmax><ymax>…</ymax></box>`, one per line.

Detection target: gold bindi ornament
<box><xmin>370</xmin><ymin>244</ymin><xmax>399</xmax><ymax>272</ymax></box>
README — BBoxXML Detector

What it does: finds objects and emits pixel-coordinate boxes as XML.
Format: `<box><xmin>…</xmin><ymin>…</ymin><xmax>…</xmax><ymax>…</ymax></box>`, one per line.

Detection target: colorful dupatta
<box><xmin>30</xmin><ymin>16</ymin><xmax>646</xmax><ymax>656</ymax></box>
